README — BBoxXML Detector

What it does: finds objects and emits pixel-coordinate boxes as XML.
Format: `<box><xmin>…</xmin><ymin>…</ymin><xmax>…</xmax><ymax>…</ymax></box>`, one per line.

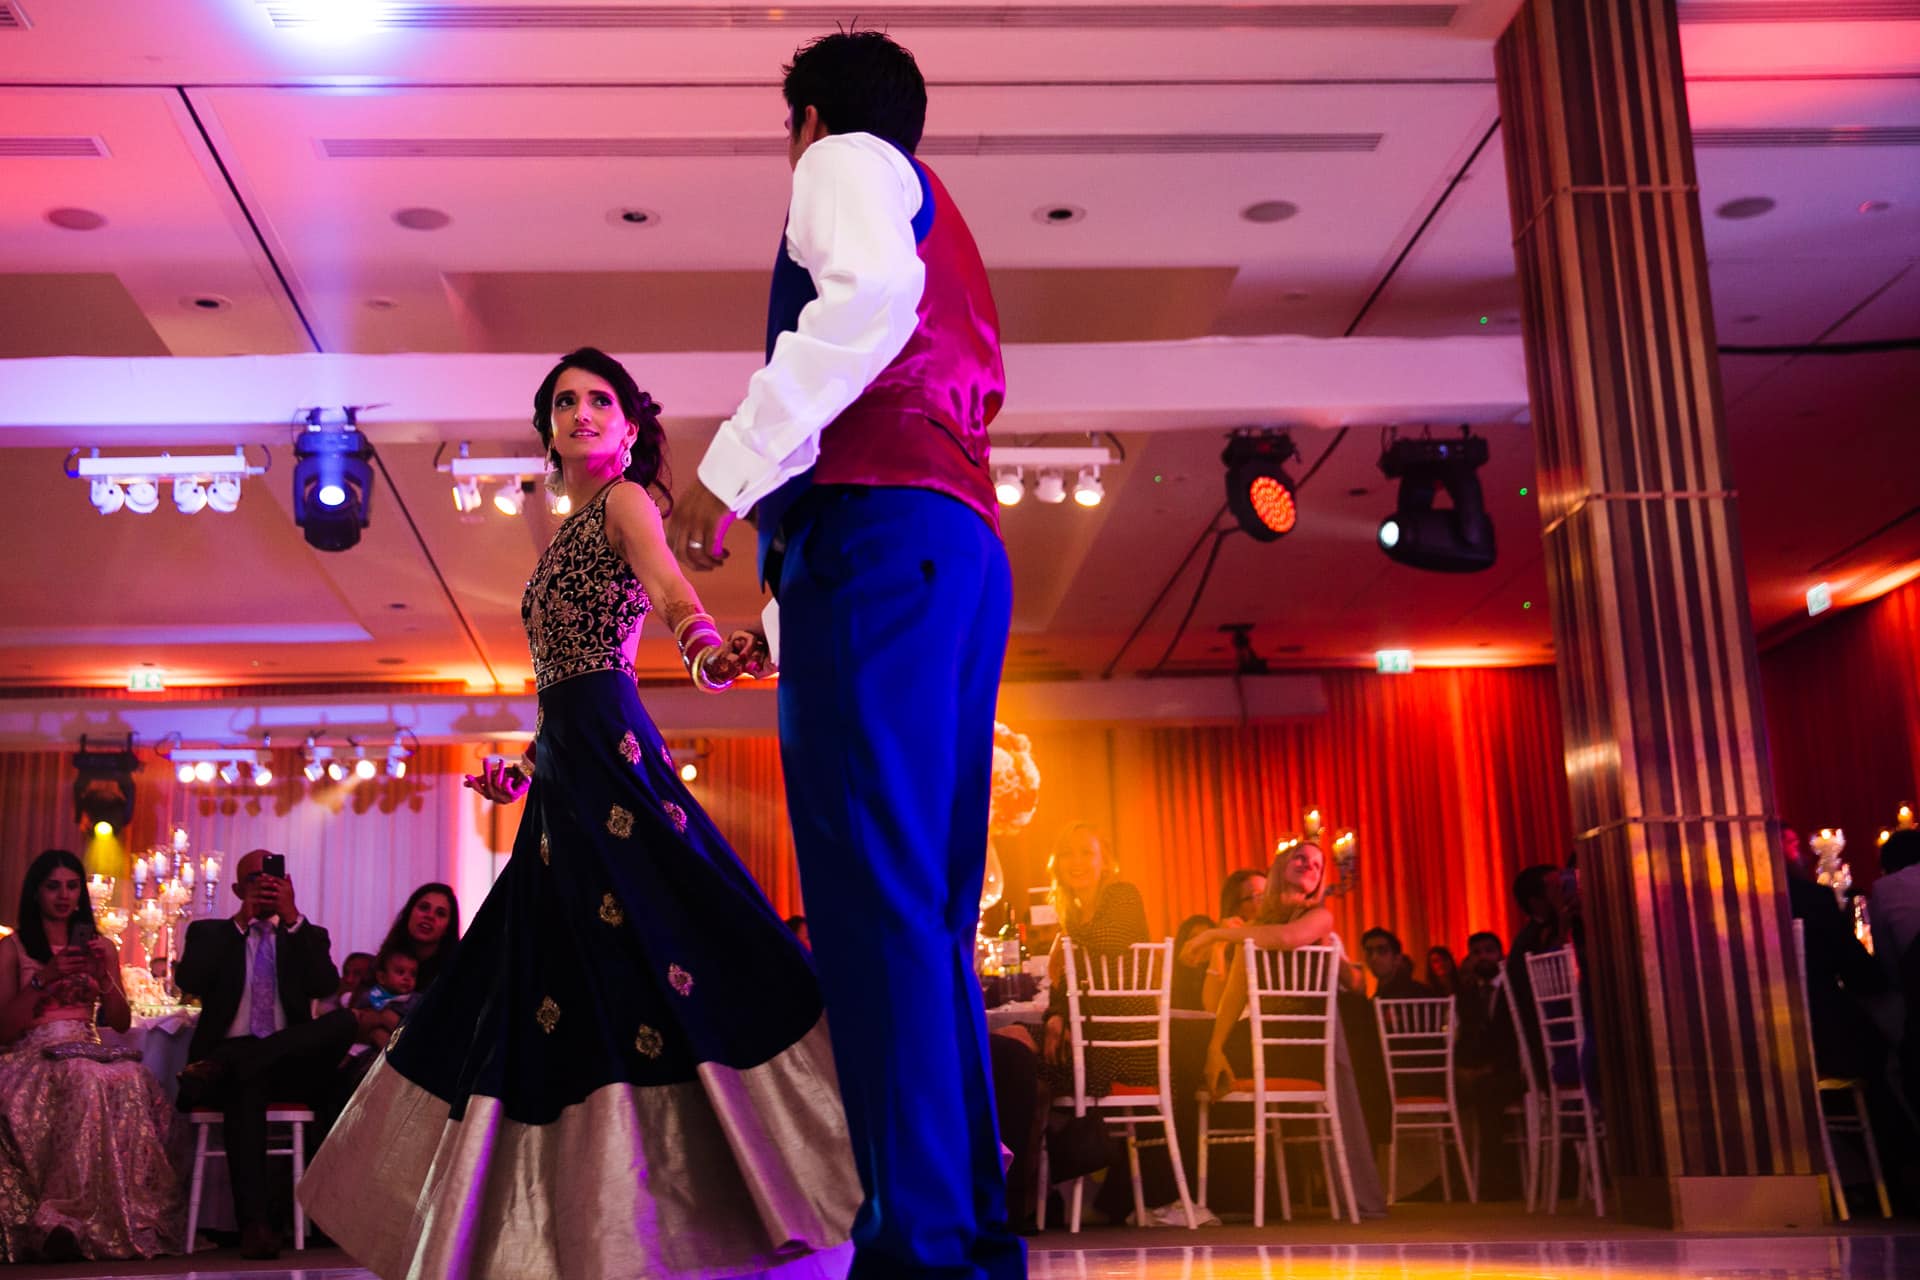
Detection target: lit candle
<box><xmin>86</xmin><ymin>874</ymin><xmax>114</xmax><ymax>905</ymax></box>
<box><xmin>202</xmin><ymin>854</ymin><xmax>221</xmax><ymax>885</ymax></box>
<box><xmin>1900</xmin><ymin>804</ymin><xmax>1915</xmax><ymax>829</ymax></box>
<box><xmin>1883</xmin><ymin>830</ymin><xmax>1895</xmax><ymax>847</ymax></box>
<box><xmin>132</xmin><ymin>857</ymin><xmax>149</xmax><ymax>889</ymax></box>
<box><xmin>172</xmin><ymin>827</ymin><xmax>190</xmax><ymax>852</ymax></box>
<box><xmin>1303</xmin><ymin>807</ymin><xmax>1324</xmax><ymax>838</ymax></box>
<box><xmin>152</xmin><ymin>852</ymin><xmax>169</xmax><ymax>880</ymax></box>
<box><xmin>181</xmin><ymin>860</ymin><xmax>195</xmax><ymax>889</ymax></box>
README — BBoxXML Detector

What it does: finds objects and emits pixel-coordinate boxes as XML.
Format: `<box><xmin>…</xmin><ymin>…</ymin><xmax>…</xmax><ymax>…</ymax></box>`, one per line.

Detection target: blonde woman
<box><xmin>1040</xmin><ymin>824</ymin><xmax>1149</xmax><ymax>1090</ymax></box>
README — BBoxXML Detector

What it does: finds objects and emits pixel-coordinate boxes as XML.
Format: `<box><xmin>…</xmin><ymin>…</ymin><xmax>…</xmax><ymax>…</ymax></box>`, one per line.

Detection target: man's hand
<box><xmin>273</xmin><ymin>875</ymin><xmax>301</xmax><ymax>926</ymax></box>
<box><xmin>664</xmin><ymin>481</ymin><xmax>737</xmax><ymax>572</ymax></box>
<box><xmin>701</xmin><ymin>629</ymin><xmax>774</xmax><ymax>685</ymax></box>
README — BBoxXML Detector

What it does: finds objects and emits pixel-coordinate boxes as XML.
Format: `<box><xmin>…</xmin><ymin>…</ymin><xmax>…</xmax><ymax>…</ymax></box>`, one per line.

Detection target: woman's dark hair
<box><xmin>1883</xmin><ymin>830</ymin><xmax>1920</xmax><ymax>877</ymax></box>
<box><xmin>1170</xmin><ymin>913</ymin><xmax>1216</xmax><ymax>1011</ymax></box>
<box><xmin>15</xmin><ymin>849</ymin><xmax>95</xmax><ymax>964</ymax></box>
<box><xmin>1218</xmin><ymin>868</ymin><xmax>1267</xmax><ymax>922</ymax></box>
<box><xmin>1427</xmin><ymin>945</ymin><xmax>1459</xmax><ymax>984</ymax></box>
<box><xmin>1173</xmin><ymin>914</ymin><xmax>1215</xmax><ymax>965</ymax></box>
<box><xmin>532</xmin><ymin>347</ymin><xmax>670</xmax><ymax>508</ymax></box>
<box><xmin>783</xmin><ymin>31</ymin><xmax>928</xmax><ymax>154</ymax></box>
<box><xmin>379</xmin><ymin>883</ymin><xmax>462</xmax><ymax>990</ymax></box>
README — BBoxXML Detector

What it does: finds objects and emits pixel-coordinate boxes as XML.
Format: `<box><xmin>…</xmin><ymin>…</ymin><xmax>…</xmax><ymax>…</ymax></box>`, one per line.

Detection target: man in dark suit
<box><xmin>175</xmin><ymin>848</ymin><xmax>362</xmax><ymax>1259</ymax></box>
<box><xmin>1454</xmin><ymin>931</ymin><xmax>1525</xmax><ymax>1198</ymax></box>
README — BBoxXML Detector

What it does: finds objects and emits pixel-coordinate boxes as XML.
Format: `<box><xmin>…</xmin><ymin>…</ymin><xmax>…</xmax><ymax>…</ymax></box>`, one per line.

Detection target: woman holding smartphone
<box><xmin>0</xmin><ymin>849</ymin><xmax>185</xmax><ymax>1262</ymax></box>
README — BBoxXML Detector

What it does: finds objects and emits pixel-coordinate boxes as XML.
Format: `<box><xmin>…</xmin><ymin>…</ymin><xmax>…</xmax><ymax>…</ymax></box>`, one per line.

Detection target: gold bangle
<box><xmin>691</xmin><ymin>648</ymin><xmax>733</xmax><ymax>694</ymax></box>
<box><xmin>672</xmin><ymin>611</ymin><xmax>717</xmax><ymax>643</ymax></box>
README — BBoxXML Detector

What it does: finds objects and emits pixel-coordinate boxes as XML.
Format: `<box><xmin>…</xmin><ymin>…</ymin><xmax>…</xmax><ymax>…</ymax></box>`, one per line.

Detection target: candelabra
<box><xmin>1812</xmin><ymin>828</ymin><xmax>1850</xmax><ymax>909</ymax></box>
<box><xmin>128</xmin><ymin>830</ymin><xmax>223</xmax><ymax>981</ymax></box>
<box><xmin>1295</xmin><ymin>807</ymin><xmax>1360</xmax><ymax>897</ymax></box>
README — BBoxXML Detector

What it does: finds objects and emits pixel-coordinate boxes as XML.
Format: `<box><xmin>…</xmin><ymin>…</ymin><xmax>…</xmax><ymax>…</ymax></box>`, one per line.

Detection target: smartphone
<box><xmin>261</xmin><ymin>852</ymin><xmax>287</xmax><ymax>880</ymax></box>
<box><xmin>68</xmin><ymin>912</ymin><xmax>96</xmax><ymax>949</ymax></box>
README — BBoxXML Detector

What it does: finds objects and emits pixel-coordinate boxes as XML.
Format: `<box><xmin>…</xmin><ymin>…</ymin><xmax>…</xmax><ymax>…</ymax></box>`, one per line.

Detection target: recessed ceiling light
<box><xmin>365</xmin><ymin>297</ymin><xmax>399</xmax><ymax>311</ymax></box>
<box><xmin>1714</xmin><ymin>196</ymin><xmax>1775</xmax><ymax>220</ymax></box>
<box><xmin>607</xmin><ymin>207</ymin><xmax>660</xmax><ymax>228</ymax></box>
<box><xmin>183</xmin><ymin>295</ymin><xmax>231</xmax><ymax>312</ymax></box>
<box><xmin>46</xmin><ymin>207</ymin><xmax>107</xmax><ymax>231</ymax></box>
<box><xmin>393</xmin><ymin>206</ymin><xmax>452</xmax><ymax>231</ymax></box>
<box><xmin>1858</xmin><ymin>200</ymin><xmax>1892</xmax><ymax>214</ymax></box>
<box><xmin>1734</xmin><ymin>313</ymin><xmax>1762</xmax><ymax>325</ymax></box>
<box><xmin>1283</xmin><ymin>290</ymin><xmax>1312</xmax><ymax>303</ymax></box>
<box><xmin>1346</xmin><ymin>487</ymin><xmax>1369</xmax><ymax>498</ymax></box>
<box><xmin>1242</xmin><ymin>200</ymin><xmax>1299</xmax><ymax>224</ymax></box>
<box><xmin>1033</xmin><ymin>204</ymin><xmax>1085</xmax><ymax>226</ymax></box>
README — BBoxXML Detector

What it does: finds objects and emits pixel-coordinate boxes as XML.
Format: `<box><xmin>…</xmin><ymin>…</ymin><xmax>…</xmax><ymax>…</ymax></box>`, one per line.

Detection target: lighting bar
<box><xmin>69</xmin><ymin>448</ymin><xmax>262</xmax><ymax>479</ymax></box>
<box><xmin>991</xmin><ymin>447</ymin><xmax>1114</xmax><ymax>469</ymax></box>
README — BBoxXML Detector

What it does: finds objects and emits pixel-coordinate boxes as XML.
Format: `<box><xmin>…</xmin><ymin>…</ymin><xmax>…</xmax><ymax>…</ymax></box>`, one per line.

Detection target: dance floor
<box><xmin>14</xmin><ymin>1216</ymin><xmax>1920</xmax><ymax>1280</ymax></box>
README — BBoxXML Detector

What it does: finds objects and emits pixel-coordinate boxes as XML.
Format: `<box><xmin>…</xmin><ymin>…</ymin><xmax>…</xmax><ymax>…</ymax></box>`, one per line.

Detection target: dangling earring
<box><xmin>543</xmin><ymin>449</ymin><xmax>565</xmax><ymax>496</ymax></box>
<box><xmin>620</xmin><ymin>444</ymin><xmax>633</xmax><ymax>472</ymax></box>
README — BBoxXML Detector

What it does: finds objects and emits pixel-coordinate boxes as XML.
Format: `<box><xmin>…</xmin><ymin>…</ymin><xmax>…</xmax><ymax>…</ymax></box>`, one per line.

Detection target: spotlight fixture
<box><xmin>192</xmin><ymin>760</ymin><xmax>217</xmax><ymax>783</ymax></box>
<box><xmin>352</xmin><ymin>744</ymin><xmax>377</xmax><ymax>780</ymax></box>
<box><xmin>680</xmin><ymin>762</ymin><xmax>699</xmax><ymax>784</ymax></box>
<box><xmin>1072</xmin><ymin>467</ymin><xmax>1104</xmax><ymax>508</ymax></box>
<box><xmin>1375</xmin><ymin>427</ymin><xmax>1496</xmax><ymax>573</ymax></box>
<box><xmin>1222</xmin><ymin>430</ymin><xmax>1301</xmax><ymax>542</ymax></box>
<box><xmin>493</xmin><ymin>482</ymin><xmax>528</xmax><ymax>517</ymax></box>
<box><xmin>68</xmin><ymin>448</ymin><xmax>262</xmax><ymax>516</ymax></box>
<box><xmin>293</xmin><ymin>409</ymin><xmax>376</xmax><ymax>552</ymax></box>
<box><xmin>548</xmin><ymin>491</ymin><xmax>573</xmax><ymax>517</ymax></box>
<box><xmin>1033</xmin><ymin>470</ymin><xmax>1067</xmax><ymax>505</ymax></box>
<box><xmin>304</xmin><ymin>758</ymin><xmax>325</xmax><ymax>782</ymax></box>
<box><xmin>994</xmin><ymin>466</ymin><xmax>1025</xmax><ymax>507</ymax></box>
<box><xmin>326</xmin><ymin>759</ymin><xmax>347</xmax><ymax>783</ymax></box>
<box><xmin>125</xmin><ymin>479</ymin><xmax>160</xmax><ymax>515</ymax></box>
<box><xmin>386</xmin><ymin>741</ymin><xmax>411</xmax><ymax>779</ymax></box>
<box><xmin>176</xmin><ymin>762</ymin><xmax>196</xmax><ymax>785</ymax></box>
<box><xmin>72</xmin><ymin>735</ymin><xmax>140</xmax><ymax>835</ymax></box>
<box><xmin>452</xmin><ymin>477</ymin><xmax>483</xmax><ymax>515</ymax></box>
<box><xmin>253</xmin><ymin>762</ymin><xmax>274</xmax><ymax>787</ymax></box>
<box><xmin>218</xmin><ymin>761</ymin><xmax>240</xmax><ymax>785</ymax></box>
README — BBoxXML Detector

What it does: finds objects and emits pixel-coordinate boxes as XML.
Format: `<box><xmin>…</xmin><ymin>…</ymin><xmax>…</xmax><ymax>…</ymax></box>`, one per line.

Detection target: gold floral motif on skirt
<box><xmin>598</xmin><ymin>893</ymin><xmax>625</xmax><ymax>927</ymax></box>
<box><xmin>539</xmin><ymin>832</ymin><xmax>551</xmax><ymax>865</ymax></box>
<box><xmin>536</xmin><ymin>997</ymin><xmax>561</xmax><ymax>1034</ymax></box>
<box><xmin>667</xmin><ymin>964</ymin><xmax>694</xmax><ymax>997</ymax></box>
<box><xmin>607</xmin><ymin>805</ymin><xmax>635</xmax><ymax>838</ymax></box>
<box><xmin>634</xmin><ymin>1025</ymin><xmax>664</xmax><ymax>1059</ymax></box>
<box><xmin>618</xmin><ymin>731</ymin><xmax>642</xmax><ymax>766</ymax></box>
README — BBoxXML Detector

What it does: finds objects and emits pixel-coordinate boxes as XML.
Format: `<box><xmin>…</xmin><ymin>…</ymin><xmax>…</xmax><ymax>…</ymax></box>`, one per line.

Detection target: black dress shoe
<box><xmin>176</xmin><ymin>1059</ymin><xmax>226</xmax><ymax>1111</ymax></box>
<box><xmin>239</xmin><ymin>1222</ymin><xmax>282</xmax><ymax>1260</ymax></box>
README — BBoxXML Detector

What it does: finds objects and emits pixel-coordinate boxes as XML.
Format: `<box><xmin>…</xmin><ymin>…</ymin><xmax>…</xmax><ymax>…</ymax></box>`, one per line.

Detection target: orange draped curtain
<box><xmin>1761</xmin><ymin>575</ymin><xmax>1920</xmax><ymax>891</ymax></box>
<box><xmin>702</xmin><ymin>666</ymin><xmax>1573</xmax><ymax>958</ymax></box>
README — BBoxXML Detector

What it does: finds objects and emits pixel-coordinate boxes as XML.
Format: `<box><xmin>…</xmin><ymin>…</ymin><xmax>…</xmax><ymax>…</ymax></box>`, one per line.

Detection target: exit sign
<box><xmin>1806</xmin><ymin>583</ymin><xmax>1833</xmax><ymax>617</ymax></box>
<box><xmin>128</xmin><ymin>669</ymin><xmax>165</xmax><ymax>692</ymax></box>
<box><xmin>1375</xmin><ymin>649</ymin><xmax>1414</xmax><ymax>675</ymax></box>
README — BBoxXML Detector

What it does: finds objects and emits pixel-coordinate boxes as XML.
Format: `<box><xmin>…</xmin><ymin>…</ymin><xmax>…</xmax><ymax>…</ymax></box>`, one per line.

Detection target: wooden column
<box><xmin>1495</xmin><ymin>0</ymin><xmax>1824</xmax><ymax>1229</ymax></box>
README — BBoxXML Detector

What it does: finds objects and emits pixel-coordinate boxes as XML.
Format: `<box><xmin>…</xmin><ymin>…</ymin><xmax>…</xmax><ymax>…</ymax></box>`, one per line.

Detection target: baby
<box><xmin>347</xmin><ymin>946</ymin><xmax>418</xmax><ymax>1053</ymax></box>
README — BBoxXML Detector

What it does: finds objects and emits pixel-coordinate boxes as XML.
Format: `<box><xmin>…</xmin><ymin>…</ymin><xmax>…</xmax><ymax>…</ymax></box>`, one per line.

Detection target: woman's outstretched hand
<box><xmin>1202</xmin><ymin>1045</ymin><xmax>1236</xmax><ymax>1100</ymax></box>
<box><xmin>463</xmin><ymin>755</ymin><xmax>532</xmax><ymax>805</ymax></box>
<box><xmin>1180</xmin><ymin>929</ymin><xmax>1220</xmax><ymax>968</ymax></box>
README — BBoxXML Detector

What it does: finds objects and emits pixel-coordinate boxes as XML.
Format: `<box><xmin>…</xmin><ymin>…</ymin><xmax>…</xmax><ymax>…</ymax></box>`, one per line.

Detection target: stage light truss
<box><xmin>989</xmin><ymin>446</ymin><xmax>1115</xmax><ymax>508</ymax></box>
<box><xmin>66</xmin><ymin>448</ymin><xmax>264</xmax><ymax>515</ymax></box>
<box><xmin>440</xmin><ymin>444</ymin><xmax>564</xmax><ymax>516</ymax></box>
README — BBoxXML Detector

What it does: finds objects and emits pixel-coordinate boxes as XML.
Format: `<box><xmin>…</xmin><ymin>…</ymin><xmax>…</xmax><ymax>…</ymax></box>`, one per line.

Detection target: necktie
<box><xmin>249</xmin><ymin>920</ymin><xmax>278</xmax><ymax>1039</ymax></box>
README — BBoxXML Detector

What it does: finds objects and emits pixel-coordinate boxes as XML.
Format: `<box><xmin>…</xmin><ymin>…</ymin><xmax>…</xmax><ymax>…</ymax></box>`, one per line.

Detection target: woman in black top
<box><xmin>1041</xmin><ymin>823</ymin><xmax>1152</xmax><ymax>1097</ymax></box>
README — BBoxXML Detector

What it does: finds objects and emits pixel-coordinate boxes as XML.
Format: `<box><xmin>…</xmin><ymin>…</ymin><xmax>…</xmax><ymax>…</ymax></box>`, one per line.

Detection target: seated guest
<box><xmin>1871</xmin><ymin>829</ymin><xmax>1920</xmax><ymax>986</ymax></box>
<box><xmin>1426</xmin><ymin>945</ymin><xmax>1460</xmax><ymax>997</ymax></box>
<box><xmin>1361</xmin><ymin>927</ymin><xmax>1432</xmax><ymax>999</ymax></box>
<box><xmin>1171</xmin><ymin>913</ymin><xmax>1215</xmax><ymax>1012</ymax></box>
<box><xmin>0</xmin><ymin>850</ymin><xmax>185</xmax><ymax>1262</ymax></box>
<box><xmin>1786</xmin><ymin>828</ymin><xmax>1888</xmax><ymax>1079</ymax></box>
<box><xmin>785</xmin><ymin>915</ymin><xmax>810</xmax><ymax>948</ymax></box>
<box><xmin>375</xmin><ymin>883</ymin><xmax>460</xmax><ymax>993</ymax></box>
<box><xmin>1203</xmin><ymin>867</ymin><xmax>1267</xmax><ymax>1011</ymax></box>
<box><xmin>1040</xmin><ymin>823</ymin><xmax>1149</xmax><ymax>1090</ymax></box>
<box><xmin>351</xmin><ymin>945</ymin><xmax>420</xmax><ymax>1031</ymax></box>
<box><xmin>1504</xmin><ymin>864</ymin><xmax>1574</xmax><ymax>1081</ymax></box>
<box><xmin>1454</xmin><ymin>931</ymin><xmax>1525</xmax><ymax>1197</ymax></box>
<box><xmin>174</xmin><ymin>849</ymin><xmax>359</xmax><ymax>1260</ymax></box>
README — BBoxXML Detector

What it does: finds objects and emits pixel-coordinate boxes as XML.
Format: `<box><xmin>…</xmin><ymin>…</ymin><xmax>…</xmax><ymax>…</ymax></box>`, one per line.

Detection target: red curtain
<box><xmin>1761</xmin><ymin>575</ymin><xmax>1920</xmax><ymax>890</ymax></box>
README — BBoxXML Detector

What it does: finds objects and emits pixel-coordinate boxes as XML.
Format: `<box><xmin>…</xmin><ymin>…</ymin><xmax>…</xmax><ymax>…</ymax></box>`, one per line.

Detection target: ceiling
<box><xmin>1</xmin><ymin>0</ymin><xmax>1916</xmax><ymax>690</ymax></box>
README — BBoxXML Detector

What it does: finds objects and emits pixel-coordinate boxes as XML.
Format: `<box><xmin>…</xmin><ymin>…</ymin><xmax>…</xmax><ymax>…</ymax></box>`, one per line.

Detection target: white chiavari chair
<box><xmin>1375</xmin><ymin>996</ymin><xmax>1475</xmax><ymax>1204</ymax></box>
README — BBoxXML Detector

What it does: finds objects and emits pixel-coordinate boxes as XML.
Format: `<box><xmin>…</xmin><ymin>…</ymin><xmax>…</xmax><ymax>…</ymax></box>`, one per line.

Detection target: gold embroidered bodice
<box><xmin>522</xmin><ymin>482</ymin><xmax>652</xmax><ymax>692</ymax></box>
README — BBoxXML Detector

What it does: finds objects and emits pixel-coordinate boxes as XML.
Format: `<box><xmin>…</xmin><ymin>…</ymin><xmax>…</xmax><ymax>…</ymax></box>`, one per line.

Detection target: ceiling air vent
<box><xmin>323</xmin><ymin>132</ymin><xmax>1381</xmax><ymax>160</ymax></box>
<box><xmin>0</xmin><ymin>136</ymin><xmax>108</xmax><ymax>158</ymax></box>
<box><xmin>268</xmin><ymin>3</ymin><xmax>1455</xmax><ymax>30</ymax></box>
<box><xmin>0</xmin><ymin>4</ymin><xmax>28</xmax><ymax>31</ymax></box>
<box><xmin>1679</xmin><ymin>1</ymin><xmax>1920</xmax><ymax>22</ymax></box>
<box><xmin>1693</xmin><ymin>125</ymin><xmax>1920</xmax><ymax>148</ymax></box>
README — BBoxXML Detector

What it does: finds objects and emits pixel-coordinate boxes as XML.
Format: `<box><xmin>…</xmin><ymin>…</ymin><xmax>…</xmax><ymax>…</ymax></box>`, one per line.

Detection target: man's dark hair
<box><xmin>1360</xmin><ymin>926</ymin><xmax>1402</xmax><ymax>954</ymax></box>
<box><xmin>783</xmin><ymin>31</ymin><xmax>928</xmax><ymax>153</ymax></box>
<box><xmin>1466</xmin><ymin>931</ymin><xmax>1503</xmax><ymax>953</ymax></box>
<box><xmin>1883</xmin><ymin>830</ymin><xmax>1920</xmax><ymax>877</ymax></box>
<box><xmin>343</xmin><ymin>951</ymin><xmax>374</xmax><ymax>969</ymax></box>
<box><xmin>1513</xmin><ymin>864</ymin><xmax>1559</xmax><ymax>912</ymax></box>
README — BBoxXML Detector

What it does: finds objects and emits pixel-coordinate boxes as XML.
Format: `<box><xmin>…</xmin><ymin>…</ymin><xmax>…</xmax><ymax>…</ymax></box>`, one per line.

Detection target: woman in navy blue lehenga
<box><xmin>300</xmin><ymin>348</ymin><xmax>859</xmax><ymax>1280</ymax></box>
